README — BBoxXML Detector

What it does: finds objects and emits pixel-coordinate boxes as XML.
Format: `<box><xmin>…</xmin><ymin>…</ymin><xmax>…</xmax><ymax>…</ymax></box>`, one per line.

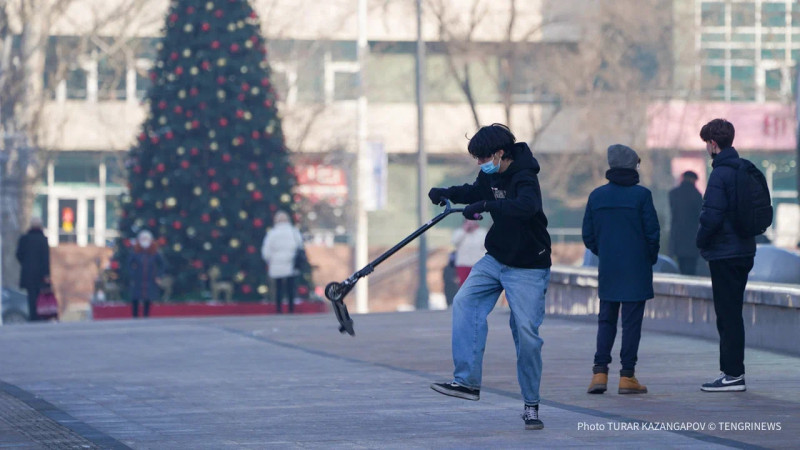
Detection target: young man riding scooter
<box><xmin>428</xmin><ymin>123</ymin><xmax>552</xmax><ymax>430</ymax></box>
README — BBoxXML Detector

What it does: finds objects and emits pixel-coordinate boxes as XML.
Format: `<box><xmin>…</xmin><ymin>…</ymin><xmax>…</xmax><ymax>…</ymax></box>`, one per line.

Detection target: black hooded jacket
<box><xmin>443</xmin><ymin>142</ymin><xmax>551</xmax><ymax>269</ymax></box>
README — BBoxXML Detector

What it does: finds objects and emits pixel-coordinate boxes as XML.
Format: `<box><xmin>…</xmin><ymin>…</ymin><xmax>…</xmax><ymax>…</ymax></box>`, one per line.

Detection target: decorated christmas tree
<box><xmin>111</xmin><ymin>0</ymin><xmax>305</xmax><ymax>301</ymax></box>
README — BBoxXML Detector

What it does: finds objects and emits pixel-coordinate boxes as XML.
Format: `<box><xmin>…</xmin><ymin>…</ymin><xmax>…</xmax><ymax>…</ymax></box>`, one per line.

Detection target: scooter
<box><xmin>325</xmin><ymin>199</ymin><xmax>465</xmax><ymax>335</ymax></box>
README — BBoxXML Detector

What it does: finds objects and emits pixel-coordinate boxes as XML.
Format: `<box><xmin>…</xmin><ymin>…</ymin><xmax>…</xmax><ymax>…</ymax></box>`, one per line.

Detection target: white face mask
<box><xmin>139</xmin><ymin>239</ymin><xmax>152</xmax><ymax>249</ymax></box>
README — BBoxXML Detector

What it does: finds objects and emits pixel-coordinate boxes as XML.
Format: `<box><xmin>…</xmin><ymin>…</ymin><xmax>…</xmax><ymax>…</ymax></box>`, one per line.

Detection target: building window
<box><xmin>33</xmin><ymin>195</ymin><xmax>48</xmax><ymax>228</ymax></box>
<box><xmin>762</xmin><ymin>2</ymin><xmax>786</xmax><ymax>27</ymax></box>
<box><xmin>731</xmin><ymin>2</ymin><xmax>755</xmax><ymax>27</ymax></box>
<box><xmin>53</xmin><ymin>154</ymin><xmax>100</xmax><ymax>185</ymax></box>
<box><xmin>701</xmin><ymin>2</ymin><xmax>725</xmax><ymax>26</ymax></box>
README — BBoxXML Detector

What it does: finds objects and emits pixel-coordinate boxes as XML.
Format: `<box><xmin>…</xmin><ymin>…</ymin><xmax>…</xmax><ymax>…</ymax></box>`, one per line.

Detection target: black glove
<box><xmin>428</xmin><ymin>188</ymin><xmax>449</xmax><ymax>206</ymax></box>
<box><xmin>463</xmin><ymin>201</ymin><xmax>486</xmax><ymax>220</ymax></box>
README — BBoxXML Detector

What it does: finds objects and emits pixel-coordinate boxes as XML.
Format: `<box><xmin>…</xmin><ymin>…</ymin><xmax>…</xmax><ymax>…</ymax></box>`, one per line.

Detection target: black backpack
<box><xmin>716</xmin><ymin>158</ymin><xmax>773</xmax><ymax>238</ymax></box>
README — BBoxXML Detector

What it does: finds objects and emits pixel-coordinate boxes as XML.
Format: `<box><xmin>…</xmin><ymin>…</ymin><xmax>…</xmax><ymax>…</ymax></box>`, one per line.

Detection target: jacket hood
<box><xmin>503</xmin><ymin>142</ymin><xmax>540</xmax><ymax>176</ymax></box>
<box><xmin>605</xmin><ymin>167</ymin><xmax>640</xmax><ymax>186</ymax></box>
<box><xmin>711</xmin><ymin>146</ymin><xmax>739</xmax><ymax>168</ymax></box>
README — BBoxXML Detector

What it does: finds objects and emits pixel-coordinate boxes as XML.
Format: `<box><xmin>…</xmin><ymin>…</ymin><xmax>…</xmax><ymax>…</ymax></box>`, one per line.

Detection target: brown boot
<box><xmin>619</xmin><ymin>376</ymin><xmax>647</xmax><ymax>394</ymax></box>
<box><xmin>587</xmin><ymin>373</ymin><xmax>608</xmax><ymax>394</ymax></box>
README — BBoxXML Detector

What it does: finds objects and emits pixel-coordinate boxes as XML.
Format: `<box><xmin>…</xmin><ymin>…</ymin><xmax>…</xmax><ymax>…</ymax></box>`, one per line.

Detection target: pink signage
<box><xmin>647</xmin><ymin>101</ymin><xmax>797</xmax><ymax>152</ymax></box>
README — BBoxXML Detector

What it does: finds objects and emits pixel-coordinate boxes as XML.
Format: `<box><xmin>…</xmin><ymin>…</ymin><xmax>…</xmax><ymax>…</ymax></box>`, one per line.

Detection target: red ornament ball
<box><xmin>165</xmin><ymin>131</ymin><xmax>174</xmax><ymax>140</ymax></box>
<box><xmin>236</xmin><ymin>109</ymin><xmax>244</xmax><ymax>118</ymax></box>
<box><xmin>211</xmin><ymin>40</ymin><xmax>220</xmax><ymax>49</ymax></box>
<box><xmin>170</xmin><ymin>52</ymin><xmax>179</xmax><ymax>61</ymax></box>
<box><xmin>169</xmin><ymin>13</ymin><xmax>178</xmax><ymax>23</ymax></box>
<box><xmin>252</xmin><ymin>191</ymin><xmax>263</xmax><ymax>201</ymax></box>
<box><xmin>185</xmin><ymin>109</ymin><xmax>193</xmax><ymax>117</ymax></box>
<box><xmin>248</xmin><ymin>162</ymin><xmax>258</xmax><ymax>171</ymax></box>
<box><xmin>241</xmin><ymin>285</ymin><xmax>252</xmax><ymax>294</ymax></box>
<box><xmin>216</xmin><ymin>75</ymin><xmax>226</xmax><ymax>85</ymax></box>
<box><xmin>180</xmin><ymin>160</ymin><xmax>190</xmax><ymax>169</ymax></box>
<box><xmin>241</xmin><ymin>82</ymin><xmax>250</xmax><ymax>91</ymax></box>
<box><xmin>266</xmin><ymin>162</ymin><xmax>274</xmax><ymax>169</ymax></box>
<box><xmin>230</xmin><ymin>43</ymin><xmax>240</xmax><ymax>52</ymax></box>
<box><xmin>150</xmin><ymin>136</ymin><xmax>159</xmax><ymax>144</ymax></box>
<box><xmin>199</xmin><ymin>102</ymin><xmax>208</xmax><ymax>110</ymax></box>
<box><xmin>214</xmin><ymin>9</ymin><xmax>223</xmax><ymax>18</ymax></box>
<box><xmin>191</xmin><ymin>120</ymin><xmax>199</xmax><ymax>128</ymax></box>
<box><xmin>246</xmin><ymin>245</ymin><xmax>256</xmax><ymax>254</ymax></box>
<box><xmin>148</xmin><ymin>218</ymin><xmax>156</xmax><ymax>227</ymax></box>
<box><xmin>209</xmin><ymin>181</ymin><xmax>220</xmax><ymax>192</ymax></box>
<box><xmin>133</xmin><ymin>165</ymin><xmax>142</xmax><ymax>174</ymax></box>
<box><xmin>175</xmin><ymin>66</ymin><xmax>184</xmax><ymax>76</ymax></box>
<box><xmin>231</xmin><ymin>178</ymin><xmax>240</xmax><ymax>186</ymax></box>
<box><xmin>251</xmin><ymin>130</ymin><xmax>261</xmax><ymax>139</ymax></box>
<box><xmin>219</xmin><ymin>117</ymin><xmax>228</xmax><ymax>126</ymax></box>
<box><xmin>222</xmin><ymin>153</ymin><xmax>231</xmax><ymax>163</ymax></box>
<box><xmin>202</xmin><ymin>61</ymin><xmax>211</xmax><ymax>70</ymax></box>
<box><xmin>189</xmin><ymin>87</ymin><xmax>198</xmax><ymax>96</ymax></box>
<box><xmin>264</xmin><ymin>99</ymin><xmax>272</xmax><ymax>108</ymax></box>
<box><xmin>201</xmin><ymin>213</ymin><xmax>210</xmax><ymax>223</ymax></box>
<box><xmin>186</xmin><ymin>6</ymin><xmax>195</xmax><ymax>13</ymax></box>
<box><xmin>237</xmin><ymin>93</ymin><xmax>246</xmax><ymax>101</ymax></box>
<box><xmin>298</xmin><ymin>285</ymin><xmax>309</xmax><ymax>295</ymax></box>
<box><xmin>191</xmin><ymin>260</ymin><xmax>203</xmax><ymax>269</ymax></box>
<box><xmin>174</xmin><ymin>105</ymin><xmax>183</xmax><ymax>114</ymax></box>
<box><xmin>149</xmin><ymin>71</ymin><xmax>157</xmax><ymax>81</ymax></box>
<box><xmin>211</xmin><ymin>229</ymin><xmax>221</xmax><ymax>238</ymax></box>
<box><xmin>252</xmin><ymin>218</ymin><xmax>263</xmax><ymax>228</ymax></box>
<box><xmin>111</xmin><ymin>260</ymin><xmax>120</xmax><ymax>270</ymax></box>
<box><xmin>158</xmin><ymin>237</ymin><xmax>167</xmax><ymax>246</ymax></box>
<box><xmin>138</xmin><ymin>132</ymin><xmax>146</xmax><ymax>141</ymax></box>
<box><xmin>201</xmin><ymin>22</ymin><xmax>210</xmax><ymax>32</ymax></box>
<box><xmin>172</xmin><ymin>220</ymin><xmax>182</xmax><ymax>230</ymax></box>
<box><xmin>249</xmin><ymin>11</ymin><xmax>257</xmax><ymax>19</ymax></box>
<box><xmin>156</xmin><ymin>163</ymin><xmax>165</xmax><ymax>172</ymax></box>
<box><xmin>135</xmin><ymin>199</ymin><xmax>144</xmax><ymax>208</ymax></box>
<box><xmin>220</xmin><ymin>254</ymin><xmax>229</xmax><ymax>263</ymax></box>
<box><xmin>158</xmin><ymin>100</ymin><xmax>167</xmax><ymax>109</ymax></box>
<box><xmin>207</xmin><ymin>168</ymin><xmax>216</xmax><ymax>177</ymax></box>
<box><xmin>190</xmin><ymin>147</ymin><xmax>199</xmax><ymax>156</ymax></box>
<box><xmin>260</xmin><ymin>78</ymin><xmax>269</xmax><ymax>87</ymax></box>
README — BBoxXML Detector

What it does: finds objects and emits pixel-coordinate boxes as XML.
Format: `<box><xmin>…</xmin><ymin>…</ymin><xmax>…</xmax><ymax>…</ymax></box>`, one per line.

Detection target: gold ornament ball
<box><xmin>257</xmin><ymin>285</ymin><xmax>268</xmax><ymax>295</ymax></box>
<box><xmin>184</xmin><ymin>24</ymin><xmax>193</xmax><ymax>32</ymax></box>
<box><xmin>159</xmin><ymin>116</ymin><xmax>167</xmax><ymax>125</ymax></box>
<box><xmin>270</xmin><ymin>177</ymin><xmax>278</xmax><ymax>186</ymax></box>
<box><xmin>190</xmin><ymin>67</ymin><xmax>199</xmax><ymax>75</ymax></box>
<box><xmin>210</xmin><ymin>142</ymin><xmax>219</xmax><ymax>151</ymax></box>
<box><xmin>193</xmin><ymin>186</ymin><xmax>203</xmax><ymax>196</ymax></box>
<box><xmin>145</xmin><ymin>180</ymin><xmax>154</xmax><ymax>189</ymax></box>
<box><xmin>250</xmin><ymin>87</ymin><xmax>259</xmax><ymax>96</ymax></box>
<box><xmin>281</xmin><ymin>193</ymin><xmax>290</xmax><ymax>203</ymax></box>
<box><xmin>178</xmin><ymin>90</ymin><xmax>186</xmax><ymax>99</ymax></box>
<box><xmin>240</xmin><ymin>66</ymin><xmax>248</xmax><ymax>74</ymax></box>
<box><xmin>206</xmin><ymin>2</ymin><xmax>214</xmax><ymax>10</ymax></box>
<box><xmin>217</xmin><ymin>217</ymin><xmax>227</xmax><ymax>226</ymax></box>
<box><xmin>161</xmin><ymin>178</ymin><xmax>169</xmax><ymax>187</ymax></box>
<box><xmin>208</xmin><ymin>130</ymin><xmax>216</xmax><ymax>138</ymax></box>
<box><xmin>183</xmin><ymin>49</ymin><xmax>191</xmax><ymax>57</ymax></box>
<box><xmin>210</xmin><ymin>197</ymin><xmax>220</xmax><ymax>208</ymax></box>
<box><xmin>244</xmin><ymin>111</ymin><xmax>252</xmax><ymax>120</ymax></box>
<box><xmin>230</xmin><ymin>238</ymin><xmax>240</xmax><ymax>248</ymax></box>
<box><xmin>239</xmin><ymin>210</ymin><xmax>248</xmax><ymax>219</ymax></box>
<box><xmin>203</xmin><ymin>242</ymin><xmax>212</xmax><ymax>251</ymax></box>
<box><xmin>155</xmin><ymin>201</ymin><xmax>163</xmax><ymax>209</ymax></box>
<box><xmin>217</xmin><ymin>58</ymin><xmax>226</xmax><ymax>67</ymax></box>
<box><xmin>217</xmin><ymin>89</ymin><xmax>226</xmax><ymax>99</ymax></box>
<box><xmin>165</xmin><ymin>197</ymin><xmax>177</xmax><ymax>207</ymax></box>
<box><xmin>186</xmin><ymin>227</ymin><xmax>196</xmax><ymax>237</ymax></box>
<box><xmin>246</xmin><ymin>182</ymin><xmax>255</xmax><ymax>191</ymax></box>
<box><xmin>235</xmin><ymin>272</ymin><xmax>245</xmax><ymax>282</ymax></box>
<box><xmin>177</xmin><ymin>147</ymin><xmax>186</xmax><ymax>155</ymax></box>
<box><xmin>227</xmin><ymin>23</ymin><xmax>236</xmax><ymax>32</ymax></box>
<box><xmin>185</xmin><ymin>122</ymin><xmax>192</xmax><ymax>130</ymax></box>
<box><xmin>245</xmin><ymin>40</ymin><xmax>253</xmax><ymax>48</ymax></box>
<box><xmin>237</xmin><ymin>20</ymin><xmax>244</xmax><ymax>28</ymax></box>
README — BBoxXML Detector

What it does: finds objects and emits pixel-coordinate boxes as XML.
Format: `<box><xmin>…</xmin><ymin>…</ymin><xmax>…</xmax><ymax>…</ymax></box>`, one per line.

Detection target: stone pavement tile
<box><xmin>0</xmin><ymin>313</ymin><xmax>796</xmax><ymax>448</ymax></box>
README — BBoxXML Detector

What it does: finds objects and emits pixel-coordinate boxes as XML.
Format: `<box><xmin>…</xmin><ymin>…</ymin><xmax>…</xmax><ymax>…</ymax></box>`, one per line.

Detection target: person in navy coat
<box><xmin>582</xmin><ymin>144</ymin><xmax>660</xmax><ymax>395</ymax></box>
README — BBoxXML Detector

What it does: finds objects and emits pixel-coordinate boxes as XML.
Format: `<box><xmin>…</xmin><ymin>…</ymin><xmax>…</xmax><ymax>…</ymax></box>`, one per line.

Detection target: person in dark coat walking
<box><xmin>15</xmin><ymin>217</ymin><xmax>51</xmax><ymax>322</ymax></box>
<box><xmin>128</xmin><ymin>230</ymin><xmax>165</xmax><ymax>318</ymax></box>
<box><xmin>582</xmin><ymin>144</ymin><xmax>660</xmax><ymax>395</ymax></box>
<box><xmin>696</xmin><ymin>119</ymin><xmax>755</xmax><ymax>393</ymax></box>
<box><xmin>669</xmin><ymin>171</ymin><xmax>703</xmax><ymax>275</ymax></box>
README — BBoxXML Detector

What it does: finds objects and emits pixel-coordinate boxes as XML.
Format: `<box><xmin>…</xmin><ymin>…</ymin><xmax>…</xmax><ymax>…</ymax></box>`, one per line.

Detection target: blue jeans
<box><xmin>451</xmin><ymin>255</ymin><xmax>550</xmax><ymax>405</ymax></box>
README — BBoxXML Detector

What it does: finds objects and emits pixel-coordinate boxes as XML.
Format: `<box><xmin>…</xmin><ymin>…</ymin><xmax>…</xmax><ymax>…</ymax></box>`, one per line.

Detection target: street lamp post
<box><xmin>414</xmin><ymin>0</ymin><xmax>429</xmax><ymax>310</ymax></box>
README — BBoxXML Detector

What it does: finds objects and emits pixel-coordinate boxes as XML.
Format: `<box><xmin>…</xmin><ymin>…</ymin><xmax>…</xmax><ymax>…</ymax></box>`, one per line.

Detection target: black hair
<box><xmin>467</xmin><ymin>123</ymin><xmax>516</xmax><ymax>160</ymax></box>
<box><xmin>682</xmin><ymin>170</ymin><xmax>698</xmax><ymax>181</ymax></box>
<box><xmin>699</xmin><ymin>119</ymin><xmax>735</xmax><ymax>149</ymax></box>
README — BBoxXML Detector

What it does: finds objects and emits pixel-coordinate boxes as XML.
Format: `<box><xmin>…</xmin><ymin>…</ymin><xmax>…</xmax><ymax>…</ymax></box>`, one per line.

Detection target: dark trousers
<box><xmin>274</xmin><ymin>277</ymin><xmax>296</xmax><ymax>313</ymax></box>
<box><xmin>132</xmin><ymin>299</ymin><xmax>151</xmax><ymax>318</ymax></box>
<box><xmin>677</xmin><ymin>257</ymin><xmax>698</xmax><ymax>276</ymax></box>
<box><xmin>708</xmin><ymin>256</ymin><xmax>754</xmax><ymax>377</ymax></box>
<box><xmin>593</xmin><ymin>300</ymin><xmax>646</xmax><ymax>376</ymax></box>
<box><xmin>25</xmin><ymin>285</ymin><xmax>41</xmax><ymax>322</ymax></box>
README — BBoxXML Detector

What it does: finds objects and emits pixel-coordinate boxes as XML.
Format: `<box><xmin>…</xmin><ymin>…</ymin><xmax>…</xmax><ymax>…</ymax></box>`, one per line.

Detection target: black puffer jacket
<box><xmin>696</xmin><ymin>147</ymin><xmax>756</xmax><ymax>261</ymax></box>
<box><xmin>443</xmin><ymin>142</ymin><xmax>551</xmax><ymax>269</ymax></box>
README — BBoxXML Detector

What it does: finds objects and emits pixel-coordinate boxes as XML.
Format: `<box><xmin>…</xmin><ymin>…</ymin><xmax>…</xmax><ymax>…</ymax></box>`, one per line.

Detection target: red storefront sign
<box><xmin>647</xmin><ymin>101</ymin><xmax>797</xmax><ymax>151</ymax></box>
<box><xmin>294</xmin><ymin>164</ymin><xmax>348</xmax><ymax>206</ymax></box>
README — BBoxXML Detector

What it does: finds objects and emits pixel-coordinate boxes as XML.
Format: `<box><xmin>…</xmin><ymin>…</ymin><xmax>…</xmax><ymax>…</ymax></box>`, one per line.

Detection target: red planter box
<box><xmin>92</xmin><ymin>301</ymin><xmax>329</xmax><ymax>320</ymax></box>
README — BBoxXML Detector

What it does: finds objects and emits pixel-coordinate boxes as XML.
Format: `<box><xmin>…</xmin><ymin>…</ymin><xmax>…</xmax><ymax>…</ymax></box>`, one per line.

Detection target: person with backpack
<box><xmin>427</xmin><ymin>123</ymin><xmax>551</xmax><ymax>430</ymax></box>
<box><xmin>583</xmin><ymin>144</ymin><xmax>660</xmax><ymax>396</ymax></box>
<box><xmin>696</xmin><ymin>118</ymin><xmax>772</xmax><ymax>392</ymax></box>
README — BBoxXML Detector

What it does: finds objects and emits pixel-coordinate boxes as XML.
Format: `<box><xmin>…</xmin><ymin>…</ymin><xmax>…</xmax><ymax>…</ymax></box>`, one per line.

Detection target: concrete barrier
<box><xmin>547</xmin><ymin>265</ymin><xmax>800</xmax><ymax>355</ymax></box>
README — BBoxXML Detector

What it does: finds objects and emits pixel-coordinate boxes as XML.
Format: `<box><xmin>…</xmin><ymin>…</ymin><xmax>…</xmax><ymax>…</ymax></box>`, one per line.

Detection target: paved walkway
<box><xmin>0</xmin><ymin>310</ymin><xmax>797</xmax><ymax>448</ymax></box>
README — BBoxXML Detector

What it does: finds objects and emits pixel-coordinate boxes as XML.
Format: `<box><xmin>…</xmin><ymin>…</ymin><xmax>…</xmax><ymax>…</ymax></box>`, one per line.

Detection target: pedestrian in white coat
<box><xmin>261</xmin><ymin>211</ymin><xmax>303</xmax><ymax>313</ymax></box>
